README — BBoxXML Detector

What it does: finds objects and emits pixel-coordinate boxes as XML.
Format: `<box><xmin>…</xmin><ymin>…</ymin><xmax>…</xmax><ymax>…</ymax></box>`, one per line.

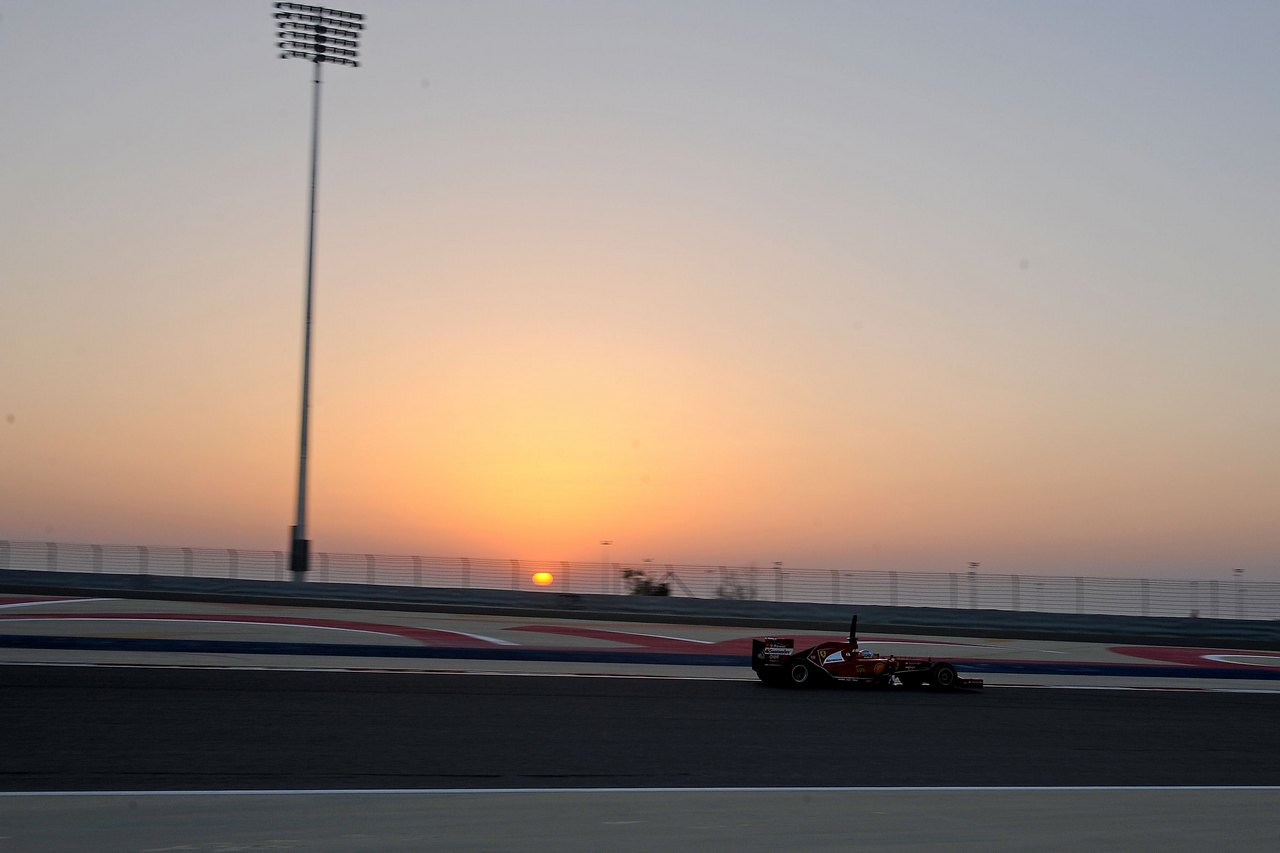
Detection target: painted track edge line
<box><xmin>3</xmin><ymin>786</ymin><xmax>1280</xmax><ymax>797</ymax></box>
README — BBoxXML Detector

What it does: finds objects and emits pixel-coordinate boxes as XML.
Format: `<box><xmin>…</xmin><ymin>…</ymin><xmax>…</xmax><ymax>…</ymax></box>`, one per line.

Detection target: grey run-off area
<box><xmin>3</xmin><ymin>789</ymin><xmax>1278</xmax><ymax>853</ymax></box>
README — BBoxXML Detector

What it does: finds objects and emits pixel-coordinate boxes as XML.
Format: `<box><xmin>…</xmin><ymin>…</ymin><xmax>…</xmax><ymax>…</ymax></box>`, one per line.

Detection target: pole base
<box><xmin>289</xmin><ymin>528</ymin><xmax>310</xmax><ymax>581</ymax></box>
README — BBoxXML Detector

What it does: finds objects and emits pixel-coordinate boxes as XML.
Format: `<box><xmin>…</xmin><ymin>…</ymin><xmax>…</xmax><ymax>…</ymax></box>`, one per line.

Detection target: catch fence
<box><xmin>1</xmin><ymin>539</ymin><xmax>1275</xmax><ymax>621</ymax></box>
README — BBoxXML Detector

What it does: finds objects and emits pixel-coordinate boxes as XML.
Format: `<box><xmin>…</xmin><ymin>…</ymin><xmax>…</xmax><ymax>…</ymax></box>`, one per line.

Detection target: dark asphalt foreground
<box><xmin>3</xmin><ymin>665</ymin><xmax>1279</xmax><ymax>790</ymax></box>
<box><xmin>3</xmin><ymin>790</ymin><xmax>1279</xmax><ymax>853</ymax></box>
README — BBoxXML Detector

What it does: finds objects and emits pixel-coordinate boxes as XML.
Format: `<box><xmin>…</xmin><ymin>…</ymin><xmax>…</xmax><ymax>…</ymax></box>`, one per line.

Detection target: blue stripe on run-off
<box><xmin>1</xmin><ymin>634</ymin><xmax>1278</xmax><ymax>680</ymax></box>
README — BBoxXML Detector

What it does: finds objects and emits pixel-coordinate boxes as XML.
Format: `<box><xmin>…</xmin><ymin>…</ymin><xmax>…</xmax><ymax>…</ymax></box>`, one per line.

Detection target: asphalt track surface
<box><xmin>4</xmin><ymin>665</ymin><xmax>1279</xmax><ymax>791</ymax></box>
<box><xmin>5</xmin><ymin>595</ymin><xmax>1280</xmax><ymax>690</ymax></box>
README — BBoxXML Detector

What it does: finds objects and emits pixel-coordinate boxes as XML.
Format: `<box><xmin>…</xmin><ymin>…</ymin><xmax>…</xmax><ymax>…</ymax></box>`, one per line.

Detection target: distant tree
<box><xmin>621</xmin><ymin>568</ymin><xmax>670</xmax><ymax>596</ymax></box>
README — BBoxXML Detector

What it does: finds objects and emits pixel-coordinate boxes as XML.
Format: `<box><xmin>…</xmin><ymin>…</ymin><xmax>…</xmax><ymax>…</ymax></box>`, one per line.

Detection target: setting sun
<box><xmin>532</xmin><ymin>571</ymin><xmax>555</xmax><ymax>587</ymax></box>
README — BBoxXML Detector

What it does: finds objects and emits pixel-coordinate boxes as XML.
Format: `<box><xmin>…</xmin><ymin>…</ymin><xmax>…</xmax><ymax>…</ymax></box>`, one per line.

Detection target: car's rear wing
<box><xmin>751</xmin><ymin>637</ymin><xmax>793</xmax><ymax>672</ymax></box>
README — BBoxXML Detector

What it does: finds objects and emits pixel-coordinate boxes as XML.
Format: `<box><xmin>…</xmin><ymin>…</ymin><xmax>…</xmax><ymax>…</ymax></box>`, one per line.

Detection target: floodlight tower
<box><xmin>274</xmin><ymin>2</ymin><xmax>364</xmax><ymax>581</ymax></box>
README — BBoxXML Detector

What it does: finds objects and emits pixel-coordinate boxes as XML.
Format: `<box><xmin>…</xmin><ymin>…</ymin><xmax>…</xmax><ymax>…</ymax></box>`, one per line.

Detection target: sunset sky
<box><xmin>2</xmin><ymin>1</ymin><xmax>1277</xmax><ymax>580</ymax></box>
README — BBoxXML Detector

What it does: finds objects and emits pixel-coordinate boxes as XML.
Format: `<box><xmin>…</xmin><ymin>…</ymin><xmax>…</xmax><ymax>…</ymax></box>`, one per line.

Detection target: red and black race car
<box><xmin>752</xmin><ymin>615</ymin><xmax>983</xmax><ymax>690</ymax></box>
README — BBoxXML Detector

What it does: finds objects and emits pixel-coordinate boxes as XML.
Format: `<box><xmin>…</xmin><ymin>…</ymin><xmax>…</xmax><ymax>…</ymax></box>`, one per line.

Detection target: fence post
<box><xmin>0</xmin><ymin>540</ymin><xmax>7</xmax><ymax>571</ymax></box>
<box><xmin>1209</xmin><ymin>580</ymin><xmax>1219</xmax><ymax>618</ymax></box>
<box><xmin>46</xmin><ymin>541</ymin><xmax>57</xmax><ymax>572</ymax></box>
<box><xmin>968</xmin><ymin>571</ymin><xmax>978</xmax><ymax>609</ymax></box>
<box><xmin>274</xmin><ymin>550</ymin><xmax>283</xmax><ymax>582</ymax></box>
<box><xmin>92</xmin><ymin>544</ymin><xmax>102</xmax><ymax>573</ymax></box>
<box><xmin>365</xmin><ymin>554</ymin><xmax>374</xmax><ymax>585</ymax></box>
<box><xmin>832</xmin><ymin>570</ymin><xmax>839</xmax><ymax>604</ymax></box>
<box><xmin>774</xmin><ymin>566</ymin><xmax>783</xmax><ymax>602</ymax></box>
<box><xmin>890</xmin><ymin>571</ymin><xmax>898</xmax><ymax>606</ymax></box>
<box><xmin>228</xmin><ymin>549</ymin><xmax>238</xmax><ymax>579</ymax></box>
<box><xmin>1141</xmin><ymin>579</ymin><xmax>1149</xmax><ymax>616</ymax></box>
<box><xmin>560</xmin><ymin>561</ymin><xmax>571</xmax><ymax>593</ymax></box>
<box><xmin>183</xmin><ymin>547</ymin><xmax>193</xmax><ymax>577</ymax></box>
<box><xmin>1075</xmin><ymin>577</ymin><xmax>1084</xmax><ymax>614</ymax></box>
<box><xmin>949</xmin><ymin>573</ymin><xmax>958</xmax><ymax>608</ymax></box>
<box><xmin>138</xmin><ymin>545</ymin><xmax>149</xmax><ymax>575</ymax></box>
<box><xmin>1012</xmin><ymin>575</ymin><xmax>1020</xmax><ymax>611</ymax></box>
<box><xmin>413</xmin><ymin>556</ymin><xmax>423</xmax><ymax>586</ymax></box>
<box><xmin>320</xmin><ymin>552</ymin><xmax>329</xmax><ymax>582</ymax></box>
<box><xmin>510</xmin><ymin>560</ymin><xmax>520</xmax><ymax>590</ymax></box>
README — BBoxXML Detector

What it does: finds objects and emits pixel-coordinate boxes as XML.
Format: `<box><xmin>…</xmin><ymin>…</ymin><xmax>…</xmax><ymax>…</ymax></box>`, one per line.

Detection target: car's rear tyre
<box><xmin>929</xmin><ymin>663</ymin><xmax>958</xmax><ymax>690</ymax></box>
<box><xmin>787</xmin><ymin>660</ymin><xmax>814</xmax><ymax>687</ymax></box>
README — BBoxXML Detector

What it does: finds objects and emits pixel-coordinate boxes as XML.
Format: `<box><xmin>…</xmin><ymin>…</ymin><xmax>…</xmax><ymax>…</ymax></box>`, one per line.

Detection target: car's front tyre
<box><xmin>928</xmin><ymin>662</ymin><xmax>958</xmax><ymax>690</ymax></box>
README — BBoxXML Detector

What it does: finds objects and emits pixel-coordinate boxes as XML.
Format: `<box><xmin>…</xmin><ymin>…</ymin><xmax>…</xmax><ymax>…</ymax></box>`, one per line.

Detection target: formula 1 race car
<box><xmin>752</xmin><ymin>615</ymin><xmax>983</xmax><ymax>690</ymax></box>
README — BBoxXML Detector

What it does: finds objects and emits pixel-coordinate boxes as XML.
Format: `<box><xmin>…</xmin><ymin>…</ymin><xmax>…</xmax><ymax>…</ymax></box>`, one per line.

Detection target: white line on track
<box><xmin>2</xmin><ymin>785</ymin><xmax>1279</xmax><ymax>797</ymax></box>
<box><xmin>603</xmin><ymin>630</ymin><xmax>713</xmax><ymax>644</ymax></box>
<box><xmin>0</xmin><ymin>617</ymin><xmax>516</xmax><ymax>646</ymax></box>
<box><xmin>0</xmin><ymin>616</ymin><xmax>400</xmax><ymax>639</ymax></box>
<box><xmin>447</xmin><ymin>630</ymin><xmax>517</xmax><ymax>645</ymax></box>
<box><xmin>1205</xmin><ymin>653</ymin><xmax>1280</xmax><ymax>667</ymax></box>
<box><xmin>0</xmin><ymin>598</ymin><xmax>114</xmax><ymax>609</ymax></box>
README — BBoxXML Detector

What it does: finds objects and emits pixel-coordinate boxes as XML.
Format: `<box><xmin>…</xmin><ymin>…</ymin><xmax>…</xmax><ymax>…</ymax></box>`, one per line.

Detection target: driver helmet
<box><xmin>859</xmin><ymin>648</ymin><xmax>874</xmax><ymax>658</ymax></box>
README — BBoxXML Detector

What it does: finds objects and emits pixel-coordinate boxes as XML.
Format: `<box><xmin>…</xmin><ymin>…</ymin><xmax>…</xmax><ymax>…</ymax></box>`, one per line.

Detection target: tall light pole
<box><xmin>275</xmin><ymin>3</ymin><xmax>365</xmax><ymax>580</ymax></box>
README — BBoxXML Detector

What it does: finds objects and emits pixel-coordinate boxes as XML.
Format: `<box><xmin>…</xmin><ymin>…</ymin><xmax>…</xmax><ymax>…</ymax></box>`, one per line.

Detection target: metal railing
<box><xmin>1</xmin><ymin>538</ymin><xmax>1276</xmax><ymax>621</ymax></box>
